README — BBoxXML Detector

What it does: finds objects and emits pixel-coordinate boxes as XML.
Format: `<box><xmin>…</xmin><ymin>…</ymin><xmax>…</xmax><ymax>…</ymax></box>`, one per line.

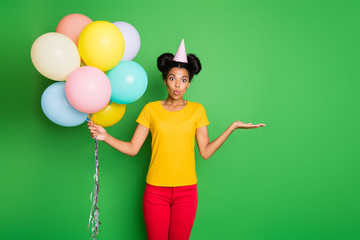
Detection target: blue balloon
<box><xmin>107</xmin><ymin>61</ymin><xmax>148</xmax><ymax>104</ymax></box>
<box><xmin>41</xmin><ymin>82</ymin><xmax>88</xmax><ymax>127</ymax></box>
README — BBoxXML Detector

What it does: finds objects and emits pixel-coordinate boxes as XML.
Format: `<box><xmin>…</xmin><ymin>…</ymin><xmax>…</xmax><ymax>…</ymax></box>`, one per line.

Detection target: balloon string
<box><xmin>88</xmin><ymin>114</ymin><xmax>101</xmax><ymax>239</ymax></box>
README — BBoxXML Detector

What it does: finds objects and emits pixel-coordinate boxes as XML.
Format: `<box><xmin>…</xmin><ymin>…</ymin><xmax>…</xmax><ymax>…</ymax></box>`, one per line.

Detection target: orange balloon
<box><xmin>56</xmin><ymin>13</ymin><xmax>93</xmax><ymax>46</ymax></box>
<box><xmin>91</xmin><ymin>102</ymin><xmax>126</xmax><ymax>127</ymax></box>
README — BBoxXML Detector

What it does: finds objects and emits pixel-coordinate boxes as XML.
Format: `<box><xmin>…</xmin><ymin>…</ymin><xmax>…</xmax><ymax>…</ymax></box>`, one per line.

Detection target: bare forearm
<box><xmin>204</xmin><ymin>124</ymin><xmax>236</xmax><ymax>159</ymax></box>
<box><xmin>104</xmin><ymin>134</ymin><xmax>137</xmax><ymax>157</ymax></box>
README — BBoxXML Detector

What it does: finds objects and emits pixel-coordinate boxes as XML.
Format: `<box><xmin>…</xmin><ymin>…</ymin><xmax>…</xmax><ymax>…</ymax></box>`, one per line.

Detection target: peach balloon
<box><xmin>56</xmin><ymin>13</ymin><xmax>92</xmax><ymax>46</ymax></box>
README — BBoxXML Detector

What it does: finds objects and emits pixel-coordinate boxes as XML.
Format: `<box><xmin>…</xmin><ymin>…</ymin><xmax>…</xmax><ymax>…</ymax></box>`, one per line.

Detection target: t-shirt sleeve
<box><xmin>196</xmin><ymin>104</ymin><xmax>210</xmax><ymax>128</ymax></box>
<box><xmin>136</xmin><ymin>104</ymin><xmax>151</xmax><ymax>128</ymax></box>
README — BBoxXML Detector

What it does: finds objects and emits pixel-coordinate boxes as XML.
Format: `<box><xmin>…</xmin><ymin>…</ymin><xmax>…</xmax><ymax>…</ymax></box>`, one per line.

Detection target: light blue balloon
<box><xmin>107</xmin><ymin>61</ymin><xmax>148</xmax><ymax>104</ymax></box>
<box><xmin>41</xmin><ymin>82</ymin><xmax>88</xmax><ymax>127</ymax></box>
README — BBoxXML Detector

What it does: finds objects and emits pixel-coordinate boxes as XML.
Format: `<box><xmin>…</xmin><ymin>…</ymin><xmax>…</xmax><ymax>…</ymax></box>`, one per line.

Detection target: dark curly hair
<box><xmin>157</xmin><ymin>53</ymin><xmax>202</xmax><ymax>82</ymax></box>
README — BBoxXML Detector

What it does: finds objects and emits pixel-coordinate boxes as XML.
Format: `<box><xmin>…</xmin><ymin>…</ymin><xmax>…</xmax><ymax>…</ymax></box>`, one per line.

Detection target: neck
<box><xmin>163</xmin><ymin>96</ymin><xmax>187</xmax><ymax>106</ymax></box>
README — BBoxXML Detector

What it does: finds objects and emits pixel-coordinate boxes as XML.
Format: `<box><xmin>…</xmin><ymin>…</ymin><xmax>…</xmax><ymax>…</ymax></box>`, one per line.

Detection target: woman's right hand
<box><xmin>88</xmin><ymin>121</ymin><xmax>108</xmax><ymax>141</ymax></box>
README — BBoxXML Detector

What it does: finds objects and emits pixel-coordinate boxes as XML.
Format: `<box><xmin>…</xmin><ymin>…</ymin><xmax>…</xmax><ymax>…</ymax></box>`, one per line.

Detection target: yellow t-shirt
<box><xmin>136</xmin><ymin>100</ymin><xmax>209</xmax><ymax>187</ymax></box>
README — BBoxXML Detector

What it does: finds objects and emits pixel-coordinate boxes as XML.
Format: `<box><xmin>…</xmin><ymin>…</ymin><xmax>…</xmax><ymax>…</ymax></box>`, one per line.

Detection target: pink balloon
<box><xmin>56</xmin><ymin>13</ymin><xmax>93</xmax><ymax>46</ymax></box>
<box><xmin>65</xmin><ymin>66</ymin><xmax>111</xmax><ymax>113</ymax></box>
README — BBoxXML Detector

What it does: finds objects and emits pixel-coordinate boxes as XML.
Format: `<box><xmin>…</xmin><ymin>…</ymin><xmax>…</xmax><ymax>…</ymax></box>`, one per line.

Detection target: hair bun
<box><xmin>187</xmin><ymin>54</ymin><xmax>202</xmax><ymax>75</ymax></box>
<box><xmin>157</xmin><ymin>53</ymin><xmax>174</xmax><ymax>72</ymax></box>
<box><xmin>157</xmin><ymin>52</ymin><xmax>202</xmax><ymax>81</ymax></box>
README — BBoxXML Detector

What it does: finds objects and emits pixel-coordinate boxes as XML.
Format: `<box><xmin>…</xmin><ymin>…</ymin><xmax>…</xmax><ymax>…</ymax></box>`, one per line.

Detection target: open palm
<box><xmin>233</xmin><ymin>121</ymin><xmax>266</xmax><ymax>129</ymax></box>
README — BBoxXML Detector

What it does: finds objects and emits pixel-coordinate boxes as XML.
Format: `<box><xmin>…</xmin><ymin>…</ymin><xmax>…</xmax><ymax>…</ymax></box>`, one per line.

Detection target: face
<box><xmin>164</xmin><ymin>67</ymin><xmax>190</xmax><ymax>99</ymax></box>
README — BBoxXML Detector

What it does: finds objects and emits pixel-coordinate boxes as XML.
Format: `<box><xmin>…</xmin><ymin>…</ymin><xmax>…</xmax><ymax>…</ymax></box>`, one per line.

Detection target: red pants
<box><xmin>143</xmin><ymin>183</ymin><xmax>198</xmax><ymax>240</ymax></box>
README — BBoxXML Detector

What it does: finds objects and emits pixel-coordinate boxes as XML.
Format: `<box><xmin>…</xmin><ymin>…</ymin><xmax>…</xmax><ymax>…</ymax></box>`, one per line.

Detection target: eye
<box><xmin>169</xmin><ymin>77</ymin><xmax>175</xmax><ymax>81</ymax></box>
<box><xmin>182</xmin><ymin>79</ymin><xmax>188</xmax><ymax>82</ymax></box>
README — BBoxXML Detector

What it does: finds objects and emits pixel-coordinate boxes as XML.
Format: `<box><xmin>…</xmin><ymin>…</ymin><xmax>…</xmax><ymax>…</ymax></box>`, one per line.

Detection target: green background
<box><xmin>1</xmin><ymin>0</ymin><xmax>359</xmax><ymax>239</ymax></box>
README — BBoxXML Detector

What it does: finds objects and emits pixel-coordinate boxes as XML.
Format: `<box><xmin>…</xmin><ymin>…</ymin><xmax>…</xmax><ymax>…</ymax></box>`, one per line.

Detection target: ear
<box><xmin>164</xmin><ymin>79</ymin><xmax>167</xmax><ymax>85</ymax></box>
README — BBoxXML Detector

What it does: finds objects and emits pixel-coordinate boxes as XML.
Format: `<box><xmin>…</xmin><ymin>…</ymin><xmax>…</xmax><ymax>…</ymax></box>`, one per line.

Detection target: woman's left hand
<box><xmin>231</xmin><ymin>121</ymin><xmax>266</xmax><ymax>130</ymax></box>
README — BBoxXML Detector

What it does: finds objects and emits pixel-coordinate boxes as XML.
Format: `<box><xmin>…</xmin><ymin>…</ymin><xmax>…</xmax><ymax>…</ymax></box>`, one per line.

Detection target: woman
<box><xmin>88</xmin><ymin>40</ymin><xmax>266</xmax><ymax>240</ymax></box>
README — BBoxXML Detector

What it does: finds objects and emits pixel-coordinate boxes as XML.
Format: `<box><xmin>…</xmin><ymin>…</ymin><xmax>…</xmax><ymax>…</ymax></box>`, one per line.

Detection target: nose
<box><xmin>174</xmin><ymin>80</ymin><xmax>180</xmax><ymax>87</ymax></box>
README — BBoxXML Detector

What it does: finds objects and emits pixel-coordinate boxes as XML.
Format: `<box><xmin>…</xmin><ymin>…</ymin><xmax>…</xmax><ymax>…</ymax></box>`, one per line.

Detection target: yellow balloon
<box><xmin>78</xmin><ymin>21</ymin><xmax>125</xmax><ymax>71</ymax></box>
<box><xmin>91</xmin><ymin>102</ymin><xmax>126</xmax><ymax>127</ymax></box>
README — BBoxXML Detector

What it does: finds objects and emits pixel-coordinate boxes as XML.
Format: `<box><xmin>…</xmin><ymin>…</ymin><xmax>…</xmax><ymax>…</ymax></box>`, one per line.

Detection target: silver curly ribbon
<box><xmin>88</xmin><ymin>135</ymin><xmax>101</xmax><ymax>239</ymax></box>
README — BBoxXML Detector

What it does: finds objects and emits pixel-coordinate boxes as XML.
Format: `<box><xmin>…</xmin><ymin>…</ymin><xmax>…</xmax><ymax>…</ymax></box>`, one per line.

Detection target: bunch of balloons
<box><xmin>31</xmin><ymin>13</ymin><xmax>148</xmax><ymax>127</ymax></box>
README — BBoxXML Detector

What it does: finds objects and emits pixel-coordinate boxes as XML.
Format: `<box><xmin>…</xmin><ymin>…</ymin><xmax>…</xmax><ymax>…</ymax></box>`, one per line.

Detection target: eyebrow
<box><xmin>169</xmin><ymin>74</ymin><xmax>188</xmax><ymax>78</ymax></box>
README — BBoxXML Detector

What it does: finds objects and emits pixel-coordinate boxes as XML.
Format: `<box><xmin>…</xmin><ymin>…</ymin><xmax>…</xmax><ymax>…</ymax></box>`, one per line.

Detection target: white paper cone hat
<box><xmin>173</xmin><ymin>39</ymin><xmax>188</xmax><ymax>63</ymax></box>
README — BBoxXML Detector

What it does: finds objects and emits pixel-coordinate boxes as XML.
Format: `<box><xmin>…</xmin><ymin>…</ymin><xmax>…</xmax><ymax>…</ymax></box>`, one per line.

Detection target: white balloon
<box><xmin>113</xmin><ymin>22</ymin><xmax>141</xmax><ymax>61</ymax></box>
<box><xmin>31</xmin><ymin>32</ymin><xmax>81</xmax><ymax>81</ymax></box>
